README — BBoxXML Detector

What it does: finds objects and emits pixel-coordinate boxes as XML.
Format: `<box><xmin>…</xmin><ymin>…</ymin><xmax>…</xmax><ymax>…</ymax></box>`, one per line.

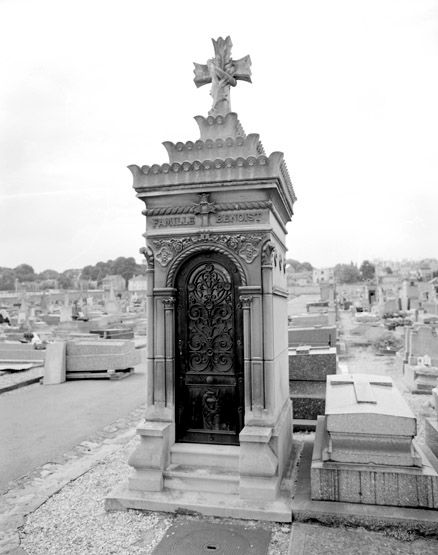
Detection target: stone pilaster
<box><xmin>145</xmin><ymin>287</ymin><xmax>176</xmax><ymax>421</ymax></box>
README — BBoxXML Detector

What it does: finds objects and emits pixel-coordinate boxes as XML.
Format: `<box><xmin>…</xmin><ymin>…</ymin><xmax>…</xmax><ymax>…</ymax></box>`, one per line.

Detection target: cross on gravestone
<box><xmin>330</xmin><ymin>374</ymin><xmax>392</xmax><ymax>404</ymax></box>
<box><xmin>193</xmin><ymin>36</ymin><xmax>252</xmax><ymax>117</ymax></box>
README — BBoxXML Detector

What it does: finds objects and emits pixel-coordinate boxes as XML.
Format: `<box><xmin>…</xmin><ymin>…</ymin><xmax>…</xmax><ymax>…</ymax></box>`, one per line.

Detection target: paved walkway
<box><xmin>0</xmin><ymin>364</ymin><xmax>147</xmax><ymax>494</ymax></box>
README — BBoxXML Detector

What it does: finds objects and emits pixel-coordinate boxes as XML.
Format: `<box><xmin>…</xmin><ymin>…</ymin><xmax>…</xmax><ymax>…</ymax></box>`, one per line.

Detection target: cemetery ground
<box><xmin>1</xmin><ymin>315</ymin><xmax>437</xmax><ymax>554</ymax></box>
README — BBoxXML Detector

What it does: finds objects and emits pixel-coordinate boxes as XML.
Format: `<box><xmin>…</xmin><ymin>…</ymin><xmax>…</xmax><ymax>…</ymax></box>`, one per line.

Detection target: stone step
<box><xmin>164</xmin><ymin>464</ymin><xmax>239</xmax><ymax>494</ymax></box>
<box><xmin>170</xmin><ymin>443</ymin><xmax>239</xmax><ymax>470</ymax></box>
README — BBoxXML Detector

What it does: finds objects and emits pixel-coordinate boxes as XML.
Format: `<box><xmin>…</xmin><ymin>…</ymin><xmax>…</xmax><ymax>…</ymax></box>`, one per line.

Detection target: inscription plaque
<box><xmin>215</xmin><ymin>211</ymin><xmax>263</xmax><ymax>224</ymax></box>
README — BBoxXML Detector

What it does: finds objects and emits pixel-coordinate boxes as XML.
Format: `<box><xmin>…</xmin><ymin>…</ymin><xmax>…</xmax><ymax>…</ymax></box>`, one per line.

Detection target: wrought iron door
<box><xmin>175</xmin><ymin>253</ymin><xmax>244</xmax><ymax>445</ymax></box>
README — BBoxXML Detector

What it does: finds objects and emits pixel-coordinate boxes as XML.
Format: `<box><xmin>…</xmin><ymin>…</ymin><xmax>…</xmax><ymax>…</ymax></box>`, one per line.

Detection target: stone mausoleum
<box><xmin>107</xmin><ymin>37</ymin><xmax>296</xmax><ymax>520</ymax></box>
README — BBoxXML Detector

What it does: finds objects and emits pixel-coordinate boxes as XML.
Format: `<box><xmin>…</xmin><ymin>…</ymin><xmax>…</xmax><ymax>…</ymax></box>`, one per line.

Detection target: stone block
<box><xmin>66</xmin><ymin>340</ymin><xmax>137</xmax><ymax>372</ymax></box>
<box><xmin>43</xmin><ymin>341</ymin><xmax>66</xmax><ymax>385</ymax></box>
<box><xmin>127</xmin><ymin>422</ymin><xmax>174</xmax><ymax>493</ymax></box>
<box><xmin>289</xmin><ymin>347</ymin><xmax>337</xmax><ymax>381</ymax></box>
<box><xmin>288</xmin><ymin>314</ymin><xmax>329</xmax><ymax>328</ymax></box>
<box><xmin>66</xmin><ymin>340</ymin><xmax>133</xmax><ymax>356</ymax></box>
<box><xmin>89</xmin><ymin>328</ymin><xmax>134</xmax><ymax>339</ymax></box>
<box><xmin>239</xmin><ymin>475</ymin><xmax>279</xmax><ymax>501</ymax></box>
<box><xmin>311</xmin><ymin>416</ymin><xmax>438</xmax><ymax>509</ymax></box>
<box><xmin>326</xmin><ymin>374</ymin><xmax>417</xmax><ymax>439</ymax></box>
<box><xmin>403</xmin><ymin>364</ymin><xmax>438</xmax><ymax>394</ymax></box>
<box><xmin>292</xmin><ymin>397</ymin><xmax>325</xmax><ymax>421</ymax></box>
<box><xmin>128</xmin><ymin>469</ymin><xmax>163</xmax><ymax>492</ymax></box>
<box><xmin>288</xmin><ymin>326</ymin><xmax>337</xmax><ymax>348</ymax></box>
<box><xmin>425</xmin><ymin>417</ymin><xmax>438</xmax><ymax>458</ymax></box>
<box><xmin>0</xmin><ymin>342</ymin><xmax>45</xmax><ymax>362</ymax></box>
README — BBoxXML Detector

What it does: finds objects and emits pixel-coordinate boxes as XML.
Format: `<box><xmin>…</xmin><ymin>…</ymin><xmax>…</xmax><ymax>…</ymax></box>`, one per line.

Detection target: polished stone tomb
<box><xmin>311</xmin><ymin>374</ymin><xmax>438</xmax><ymax>509</ymax></box>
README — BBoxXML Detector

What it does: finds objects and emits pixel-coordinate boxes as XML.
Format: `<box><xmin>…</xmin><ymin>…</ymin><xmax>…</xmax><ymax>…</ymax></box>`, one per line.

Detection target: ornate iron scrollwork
<box><xmin>187</xmin><ymin>262</ymin><xmax>234</xmax><ymax>374</ymax></box>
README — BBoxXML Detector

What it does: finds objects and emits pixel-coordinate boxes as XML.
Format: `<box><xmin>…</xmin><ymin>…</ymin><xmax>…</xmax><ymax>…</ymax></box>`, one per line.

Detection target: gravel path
<box><xmin>18</xmin><ymin>436</ymin><xmax>290</xmax><ymax>554</ymax></box>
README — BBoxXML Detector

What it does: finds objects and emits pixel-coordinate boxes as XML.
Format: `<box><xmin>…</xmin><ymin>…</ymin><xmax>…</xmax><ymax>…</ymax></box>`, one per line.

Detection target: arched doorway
<box><xmin>175</xmin><ymin>252</ymin><xmax>244</xmax><ymax>445</ymax></box>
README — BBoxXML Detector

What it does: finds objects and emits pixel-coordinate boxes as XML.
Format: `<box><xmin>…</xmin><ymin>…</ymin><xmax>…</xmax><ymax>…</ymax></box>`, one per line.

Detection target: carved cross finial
<box><xmin>194</xmin><ymin>36</ymin><xmax>252</xmax><ymax>117</ymax></box>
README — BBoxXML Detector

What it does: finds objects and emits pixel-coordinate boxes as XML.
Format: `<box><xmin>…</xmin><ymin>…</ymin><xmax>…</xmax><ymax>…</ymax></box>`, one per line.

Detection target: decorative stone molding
<box><xmin>163</xmin><ymin>134</ymin><xmax>265</xmax><ymax>163</ymax></box>
<box><xmin>192</xmin><ymin>193</ymin><xmax>216</xmax><ymax>218</ymax></box>
<box><xmin>153</xmin><ymin>232</ymin><xmax>265</xmax><ymax>271</ymax></box>
<box><xmin>130</xmin><ymin>151</ymin><xmax>296</xmax><ymax>217</ymax></box>
<box><xmin>144</xmin><ymin>199</ymin><xmax>272</xmax><ymax>217</ymax></box>
<box><xmin>143</xmin><ymin>205</ymin><xmax>196</xmax><ymax>217</ymax></box>
<box><xmin>139</xmin><ymin>246</ymin><xmax>154</xmax><ymax>269</ymax></box>
<box><xmin>137</xmin><ymin>155</ymin><xmax>270</xmax><ymax>177</ymax></box>
<box><xmin>161</xmin><ymin>297</ymin><xmax>176</xmax><ymax>308</ymax></box>
<box><xmin>261</xmin><ymin>242</ymin><xmax>276</xmax><ymax>265</ymax></box>
<box><xmin>239</xmin><ymin>295</ymin><xmax>253</xmax><ymax>308</ymax></box>
<box><xmin>166</xmin><ymin>244</ymin><xmax>248</xmax><ymax>287</ymax></box>
<box><xmin>194</xmin><ymin>112</ymin><xmax>246</xmax><ymax>140</ymax></box>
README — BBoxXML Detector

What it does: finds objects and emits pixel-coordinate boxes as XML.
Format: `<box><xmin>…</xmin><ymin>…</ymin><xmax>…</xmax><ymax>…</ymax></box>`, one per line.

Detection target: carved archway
<box><xmin>166</xmin><ymin>244</ymin><xmax>247</xmax><ymax>288</ymax></box>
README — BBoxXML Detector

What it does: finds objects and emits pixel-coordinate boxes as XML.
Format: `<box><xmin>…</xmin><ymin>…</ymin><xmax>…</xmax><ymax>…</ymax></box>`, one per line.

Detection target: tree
<box><xmin>38</xmin><ymin>269</ymin><xmax>60</xmax><ymax>280</ymax></box>
<box><xmin>384</xmin><ymin>266</ymin><xmax>393</xmax><ymax>275</ymax></box>
<box><xmin>14</xmin><ymin>263</ymin><xmax>36</xmax><ymax>282</ymax></box>
<box><xmin>334</xmin><ymin>263</ymin><xmax>361</xmax><ymax>284</ymax></box>
<box><xmin>285</xmin><ymin>259</ymin><xmax>313</xmax><ymax>272</ymax></box>
<box><xmin>300</xmin><ymin>262</ymin><xmax>313</xmax><ymax>271</ymax></box>
<box><xmin>360</xmin><ymin>260</ymin><xmax>376</xmax><ymax>281</ymax></box>
<box><xmin>0</xmin><ymin>268</ymin><xmax>16</xmax><ymax>291</ymax></box>
<box><xmin>58</xmin><ymin>273</ymin><xmax>74</xmax><ymax>289</ymax></box>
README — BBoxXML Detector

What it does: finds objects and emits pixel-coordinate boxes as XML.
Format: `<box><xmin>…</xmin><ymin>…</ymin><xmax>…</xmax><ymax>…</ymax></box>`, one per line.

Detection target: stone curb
<box><xmin>0</xmin><ymin>377</ymin><xmax>41</xmax><ymax>396</ymax></box>
<box><xmin>0</xmin><ymin>426</ymin><xmax>138</xmax><ymax>554</ymax></box>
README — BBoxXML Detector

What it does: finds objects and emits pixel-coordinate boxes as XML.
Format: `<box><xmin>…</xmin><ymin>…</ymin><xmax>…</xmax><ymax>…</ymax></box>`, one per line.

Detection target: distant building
<box><xmin>313</xmin><ymin>268</ymin><xmax>334</xmax><ymax>284</ymax></box>
<box><xmin>418</xmin><ymin>265</ymin><xmax>433</xmax><ymax>282</ymax></box>
<box><xmin>102</xmin><ymin>274</ymin><xmax>126</xmax><ymax>291</ymax></box>
<box><xmin>400</xmin><ymin>279</ymin><xmax>420</xmax><ymax>311</ymax></box>
<box><xmin>128</xmin><ymin>275</ymin><xmax>148</xmax><ymax>292</ymax></box>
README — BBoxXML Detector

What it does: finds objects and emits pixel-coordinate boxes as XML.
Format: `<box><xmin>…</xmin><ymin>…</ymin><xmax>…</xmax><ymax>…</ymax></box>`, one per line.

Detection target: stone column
<box><xmin>146</xmin><ymin>287</ymin><xmax>176</xmax><ymax>421</ymax></box>
<box><xmin>261</xmin><ymin>244</ymin><xmax>274</xmax><ymax>416</ymax></box>
<box><xmin>162</xmin><ymin>296</ymin><xmax>175</xmax><ymax>408</ymax></box>
<box><xmin>239</xmin><ymin>287</ymin><xmax>265</xmax><ymax>422</ymax></box>
<box><xmin>145</xmin><ymin>268</ymin><xmax>154</xmax><ymax>409</ymax></box>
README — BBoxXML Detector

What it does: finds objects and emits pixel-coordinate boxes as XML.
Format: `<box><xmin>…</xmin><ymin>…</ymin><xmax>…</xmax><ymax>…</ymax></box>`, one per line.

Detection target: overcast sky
<box><xmin>1</xmin><ymin>0</ymin><xmax>437</xmax><ymax>272</ymax></box>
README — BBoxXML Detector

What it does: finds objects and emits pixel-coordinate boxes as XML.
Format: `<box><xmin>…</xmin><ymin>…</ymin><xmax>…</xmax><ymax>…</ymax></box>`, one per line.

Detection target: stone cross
<box><xmin>331</xmin><ymin>374</ymin><xmax>392</xmax><ymax>404</ymax></box>
<box><xmin>193</xmin><ymin>36</ymin><xmax>252</xmax><ymax>117</ymax></box>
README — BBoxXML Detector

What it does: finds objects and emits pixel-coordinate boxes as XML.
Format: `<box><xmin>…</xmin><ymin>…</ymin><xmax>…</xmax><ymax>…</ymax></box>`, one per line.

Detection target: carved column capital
<box><xmin>239</xmin><ymin>295</ymin><xmax>253</xmax><ymax>308</ymax></box>
<box><xmin>161</xmin><ymin>297</ymin><xmax>176</xmax><ymax>308</ymax></box>
<box><xmin>139</xmin><ymin>245</ymin><xmax>154</xmax><ymax>269</ymax></box>
<box><xmin>261</xmin><ymin>242</ymin><xmax>276</xmax><ymax>265</ymax></box>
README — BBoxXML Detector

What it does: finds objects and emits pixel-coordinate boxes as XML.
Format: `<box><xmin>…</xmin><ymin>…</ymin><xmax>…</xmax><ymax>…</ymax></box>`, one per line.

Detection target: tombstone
<box><xmin>289</xmin><ymin>345</ymin><xmax>337</xmax><ymax>430</ymax></box>
<box><xmin>59</xmin><ymin>294</ymin><xmax>72</xmax><ymax>323</ymax></box>
<box><xmin>40</xmin><ymin>292</ymin><xmax>49</xmax><ymax>313</ymax></box>
<box><xmin>407</xmin><ymin>325</ymin><xmax>438</xmax><ymax>366</ymax></box>
<box><xmin>17</xmin><ymin>294</ymin><xmax>29</xmax><ymax>326</ymax></box>
<box><xmin>104</xmin><ymin>284</ymin><xmax>120</xmax><ymax>315</ymax></box>
<box><xmin>106</xmin><ymin>37</ymin><xmax>296</xmax><ymax>521</ymax></box>
<box><xmin>311</xmin><ymin>374</ymin><xmax>438</xmax><ymax>508</ymax></box>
